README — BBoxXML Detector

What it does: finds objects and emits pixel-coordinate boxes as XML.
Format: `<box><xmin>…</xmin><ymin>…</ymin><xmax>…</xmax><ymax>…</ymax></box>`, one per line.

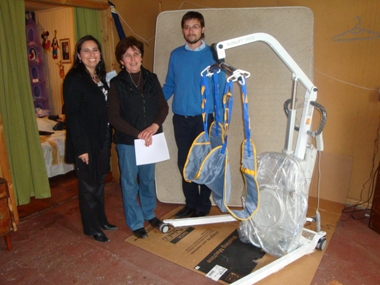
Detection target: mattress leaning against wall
<box><xmin>154</xmin><ymin>7</ymin><xmax>314</xmax><ymax>206</ymax></box>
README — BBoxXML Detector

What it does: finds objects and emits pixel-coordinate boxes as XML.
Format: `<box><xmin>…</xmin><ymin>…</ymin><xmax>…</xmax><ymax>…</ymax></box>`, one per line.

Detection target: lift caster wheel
<box><xmin>316</xmin><ymin>236</ymin><xmax>327</xmax><ymax>251</ymax></box>
<box><xmin>159</xmin><ymin>223</ymin><xmax>169</xmax><ymax>233</ymax></box>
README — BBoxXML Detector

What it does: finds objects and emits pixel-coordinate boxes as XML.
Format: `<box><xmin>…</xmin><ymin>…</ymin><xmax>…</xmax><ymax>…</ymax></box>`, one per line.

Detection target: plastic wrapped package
<box><xmin>237</xmin><ymin>152</ymin><xmax>309</xmax><ymax>257</ymax></box>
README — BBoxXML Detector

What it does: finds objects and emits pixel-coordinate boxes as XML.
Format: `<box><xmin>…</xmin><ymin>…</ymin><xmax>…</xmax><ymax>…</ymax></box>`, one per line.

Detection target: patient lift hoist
<box><xmin>160</xmin><ymin>33</ymin><xmax>327</xmax><ymax>285</ymax></box>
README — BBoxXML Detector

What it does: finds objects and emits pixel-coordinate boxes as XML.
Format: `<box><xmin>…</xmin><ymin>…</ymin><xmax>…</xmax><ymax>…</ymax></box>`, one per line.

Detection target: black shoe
<box><xmin>93</xmin><ymin>232</ymin><xmax>110</xmax><ymax>242</ymax></box>
<box><xmin>101</xmin><ymin>223</ymin><xmax>118</xmax><ymax>231</ymax></box>
<box><xmin>175</xmin><ymin>206</ymin><xmax>195</xmax><ymax>218</ymax></box>
<box><xmin>133</xmin><ymin>227</ymin><xmax>148</xmax><ymax>239</ymax></box>
<box><xmin>194</xmin><ymin>210</ymin><xmax>207</xmax><ymax>217</ymax></box>
<box><xmin>148</xmin><ymin>217</ymin><xmax>161</xmax><ymax>228</ymax></box>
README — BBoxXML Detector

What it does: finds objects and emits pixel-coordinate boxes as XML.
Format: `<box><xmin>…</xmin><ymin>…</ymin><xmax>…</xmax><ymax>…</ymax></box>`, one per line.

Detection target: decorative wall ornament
<box><xmin>51</xmin><ymin>30</ymin><xmax>59</xmax><ymax>59</ymax></box>
<box><xmin>41</xmin><ymin>31</ymin><xmax>50</xmax><ymax>51</ymax></box>
<box><xmin>59</xmin><ymin>38</ymin><xmax>71</xmax><ymax>63</ymax></box>
<box><xmin>57</xmin><ymin>60</ymin><xmax>65</xmax><ymax>79</ymax></box>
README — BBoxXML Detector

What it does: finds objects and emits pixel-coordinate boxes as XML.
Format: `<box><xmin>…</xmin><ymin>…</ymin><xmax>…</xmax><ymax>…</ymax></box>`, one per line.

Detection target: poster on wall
<box><xmin>59</xmin><ymin>38</ymin><xmax>71</xmax><ymax>63</ymax></box>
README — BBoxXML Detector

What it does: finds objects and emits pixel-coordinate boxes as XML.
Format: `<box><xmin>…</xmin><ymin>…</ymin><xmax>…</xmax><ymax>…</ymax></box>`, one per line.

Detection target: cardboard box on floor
<box><xmin>126</xmin><ymin>198</ymin><xmax>343</xmax><ymax>284</ymax></box>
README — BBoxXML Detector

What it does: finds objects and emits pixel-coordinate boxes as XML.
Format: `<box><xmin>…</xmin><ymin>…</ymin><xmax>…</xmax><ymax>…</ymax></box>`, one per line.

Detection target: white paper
<box><xmin>205</xmin><ymin>264</ymin><xmax>228</xmax><ymax>281</ymax></box>
<box><xmin>134</xmin><ymin>133</ymin><xmax>170</xmax><ymax>166</ymax></box>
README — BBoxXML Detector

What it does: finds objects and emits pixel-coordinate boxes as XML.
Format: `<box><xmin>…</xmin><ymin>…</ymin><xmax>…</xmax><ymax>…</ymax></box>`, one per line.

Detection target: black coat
<box><xmin>108</xmin><ymin>67</ymin><xmax>168</xmax><ymax>145</ymax></box>
<box><xmin>63</xmin><ymin>68</ymin><xmax>109</xmax><ymax>169</ymax></box>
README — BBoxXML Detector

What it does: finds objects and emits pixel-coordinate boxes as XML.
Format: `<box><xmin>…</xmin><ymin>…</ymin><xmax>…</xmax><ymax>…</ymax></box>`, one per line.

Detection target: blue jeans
<box><xmin>116</xmin><ymin>144</ymin><xmax>156</xmax><ymax>231</ymax></box>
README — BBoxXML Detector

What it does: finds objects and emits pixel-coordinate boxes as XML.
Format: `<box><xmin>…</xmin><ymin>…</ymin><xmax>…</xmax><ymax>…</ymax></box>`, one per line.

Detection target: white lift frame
<box><xmin>162</xmin><ymin>33</ymin><xmax>327</xmax><ymax>285</ymax></box>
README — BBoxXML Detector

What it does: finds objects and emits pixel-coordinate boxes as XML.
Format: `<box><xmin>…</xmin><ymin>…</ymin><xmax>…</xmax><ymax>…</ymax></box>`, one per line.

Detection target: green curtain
<box><xmin>74</xmin><ymin>8</ymin><xmax>102</xmax><ymax>43</ymax></box>
<box><xmin>0</xmin><ymin>0</ymin><xmax>51</xmax><ymax>205</ymax></box>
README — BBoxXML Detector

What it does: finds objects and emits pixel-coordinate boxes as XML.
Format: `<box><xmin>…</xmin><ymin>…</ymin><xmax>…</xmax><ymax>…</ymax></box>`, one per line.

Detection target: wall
<box><xmin>35</xmin><ymin>7</ymin><xmax>75</xmax><ymax>115</ymax></box>
<box><xmin>107</xmin><ymin>0</ymin><xmax>380</xmax><ymax>205</ymax></box>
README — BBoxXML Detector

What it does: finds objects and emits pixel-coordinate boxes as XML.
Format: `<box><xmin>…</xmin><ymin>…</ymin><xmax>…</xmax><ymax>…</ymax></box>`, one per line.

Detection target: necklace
<box><xmin>91</xmin><ymin>74</ymin><xmax>100</xmax><ymax>83</ymax></box>
<box><xmin>128</xmin><ymin>70</ymin><xmax>141</xmax><ymax>87</ymax></box>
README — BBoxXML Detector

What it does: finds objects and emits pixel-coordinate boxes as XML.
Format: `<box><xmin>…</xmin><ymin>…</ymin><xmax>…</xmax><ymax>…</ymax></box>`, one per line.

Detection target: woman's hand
<box><xmin>78</xmin><ymin>153</ymin><xmax>89</xmax><ymax>164</ymax></box>
<box><xmin>138</xmin><ymin>123</ymin><xmax>159</xmax><ymax>146</ymax></box>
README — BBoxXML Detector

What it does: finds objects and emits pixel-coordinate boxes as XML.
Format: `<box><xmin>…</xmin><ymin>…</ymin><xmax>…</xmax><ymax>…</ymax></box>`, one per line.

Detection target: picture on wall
<box><xmin>59</xmin><ymin>38</ymin><xmax>71</xmax><ymax>63</ymax></box>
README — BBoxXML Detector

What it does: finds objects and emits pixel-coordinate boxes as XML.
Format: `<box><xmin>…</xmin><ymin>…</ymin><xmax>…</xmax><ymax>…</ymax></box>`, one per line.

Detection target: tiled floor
<box><xmin>1</xmin><ymin>172</ymin><xmax>379</xmax><ymax>285</ymax></box>
<box><xmin>16</xmin><ymin>171</ymin><xmax>79</xmax><ymax>221</ymax></box>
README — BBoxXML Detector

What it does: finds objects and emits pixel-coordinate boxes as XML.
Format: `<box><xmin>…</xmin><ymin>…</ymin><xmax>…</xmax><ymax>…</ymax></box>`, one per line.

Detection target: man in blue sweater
<box><xmin>163</xmin><ymin>11</ymin><xmax>222</xmax><ymax>218</ymax></box>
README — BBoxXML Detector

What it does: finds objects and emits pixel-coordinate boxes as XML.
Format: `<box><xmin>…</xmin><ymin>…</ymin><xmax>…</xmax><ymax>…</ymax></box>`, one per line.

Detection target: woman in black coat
<box><xmin>64</xmin><ymin>35</ymin><xmax>117</xmax><ymax>242</ymax></box>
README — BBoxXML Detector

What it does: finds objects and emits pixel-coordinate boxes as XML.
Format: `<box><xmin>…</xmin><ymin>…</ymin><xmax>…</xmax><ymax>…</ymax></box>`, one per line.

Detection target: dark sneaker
<box><xmin>133</xmin><ymin>227</ymin><xmax>148</xmax><ymax>238</ymax></box>
<box><xmin>174</xmin><ymin>206</ymin><xmax>195</xmax><ymax>218</ymax></box>
<box><xmin>148</xmin><ymin>217</ymin><xmax>162</xmax><ymax>228</ymax></box>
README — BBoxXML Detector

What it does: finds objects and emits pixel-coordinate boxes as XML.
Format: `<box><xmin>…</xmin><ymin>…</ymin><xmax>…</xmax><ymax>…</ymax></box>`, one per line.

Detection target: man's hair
<box><xmin>181</xmin><ymin>11</ymin><xmax>205</xmax><ymax>28</ymax></box>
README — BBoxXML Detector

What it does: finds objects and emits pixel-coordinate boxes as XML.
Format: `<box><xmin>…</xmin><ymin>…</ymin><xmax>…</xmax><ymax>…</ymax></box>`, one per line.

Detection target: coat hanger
<box><xmin>333</xmin><ymin>16</ymin><xmax>380</xmax><ymax>42</ymax></box>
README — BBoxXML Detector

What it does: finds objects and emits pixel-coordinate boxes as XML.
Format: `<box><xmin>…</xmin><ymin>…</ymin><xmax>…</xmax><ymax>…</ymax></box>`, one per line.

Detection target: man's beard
<box><xmin>184</xmin><ymin>34</ymin><xmax>202</xmax><ymax>45</ymax></box>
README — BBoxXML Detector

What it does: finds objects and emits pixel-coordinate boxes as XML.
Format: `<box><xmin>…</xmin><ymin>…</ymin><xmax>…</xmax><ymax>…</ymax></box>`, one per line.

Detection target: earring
<box><xmin>79</xmin><ymin>60</ymin><xmax>82</xmax><ymax>63</ymax></box>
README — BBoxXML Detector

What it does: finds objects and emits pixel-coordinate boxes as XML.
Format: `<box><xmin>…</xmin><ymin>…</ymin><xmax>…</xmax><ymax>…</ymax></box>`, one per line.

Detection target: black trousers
<box><xmin>76</xmin><ymin>168</ymin><xmax>107</xmax><ymax>236</ymax></box>
<box><xmin>75</xmin><ymin>131</ymin><xmax>111</xmax><ymax>236</ymax></box>
<box><xmin>172</xmin><ymin>114</ymin><xmax>213</xmax><ymax>213</ymax></box>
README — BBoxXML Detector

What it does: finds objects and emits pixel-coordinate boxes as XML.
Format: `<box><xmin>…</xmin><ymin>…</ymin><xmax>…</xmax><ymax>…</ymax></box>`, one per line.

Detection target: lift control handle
<box><xmin>307</xmin><ymin>101</ymin><xmax>327</xmax><ymax>137</ymax></box>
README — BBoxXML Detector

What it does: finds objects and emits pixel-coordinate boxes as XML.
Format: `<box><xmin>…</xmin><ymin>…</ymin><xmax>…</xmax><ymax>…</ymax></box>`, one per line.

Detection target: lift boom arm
<box><xmin>212</xmin><ymin>33</ymin><xmax>319</xmax><ymax>159</ymax></box>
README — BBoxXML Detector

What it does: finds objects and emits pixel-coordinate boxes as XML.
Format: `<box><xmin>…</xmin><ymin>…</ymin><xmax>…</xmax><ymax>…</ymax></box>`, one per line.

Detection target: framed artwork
<box><xmin>59</xmin><ymin>38</ymin><xmax>71</xmax><ymax>63</ymax></box>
